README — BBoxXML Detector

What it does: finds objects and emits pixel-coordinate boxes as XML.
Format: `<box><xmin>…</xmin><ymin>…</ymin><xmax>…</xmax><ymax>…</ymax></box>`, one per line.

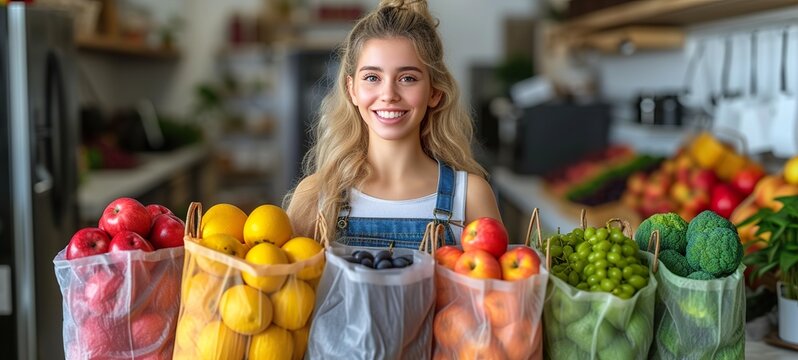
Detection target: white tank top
<box><xmin>346</xmin><ymin>170</ymin><xmax>468</xmax><ymax>243</ymax></box>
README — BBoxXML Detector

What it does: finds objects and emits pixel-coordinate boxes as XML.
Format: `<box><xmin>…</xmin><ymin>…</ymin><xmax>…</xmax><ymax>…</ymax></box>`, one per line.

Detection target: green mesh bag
<box><xmin>648</xmin><ymin>252</ymin><xmax>746</xmax><ymax>360</ymax></box>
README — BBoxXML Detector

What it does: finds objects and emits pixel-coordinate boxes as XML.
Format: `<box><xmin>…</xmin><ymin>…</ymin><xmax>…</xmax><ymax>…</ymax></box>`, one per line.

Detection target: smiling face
<box><xmin>347</xmin><ymin>37</ymin><xmax>441</xmax><ymax>142</ymax></box>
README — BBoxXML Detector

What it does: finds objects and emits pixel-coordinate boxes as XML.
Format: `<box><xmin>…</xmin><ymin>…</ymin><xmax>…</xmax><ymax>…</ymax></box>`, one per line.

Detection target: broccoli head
<box><xmin>686</xmin><ymin>210</ymin><xmax>736</xmax><ymax>245</ymax></box>
<box><xmin>658</xmin><ymin>249</ymin><xmax>695</xmax><ymax>277</ymax></box>
<box><xmin>635</xmin><ymin>213</ymin><xmax>688</xmax><ymax>254</ymax></box>
<box><xmin>685</xmin><ymin>227</ymin><xmax>742</xmax><ymax>277</ymax></box>
<box><xmin>686</xmin><ymin>271</ymin><xmax>715</xmax><ymax>280</ymax></box>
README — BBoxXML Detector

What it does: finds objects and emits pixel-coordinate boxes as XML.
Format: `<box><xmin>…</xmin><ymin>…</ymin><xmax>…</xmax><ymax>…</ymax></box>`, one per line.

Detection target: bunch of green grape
<box><xmin>544</xmin><ymin>224</ymin><xmax>649</xmax><ymax>299</ymax></box>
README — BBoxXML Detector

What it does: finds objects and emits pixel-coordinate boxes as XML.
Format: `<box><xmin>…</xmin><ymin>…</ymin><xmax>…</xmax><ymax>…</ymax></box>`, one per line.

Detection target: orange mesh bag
<box><xmin>172</xmin><ymin>202</ymin><xmax>326</xmax><ymax>360</ymax></box>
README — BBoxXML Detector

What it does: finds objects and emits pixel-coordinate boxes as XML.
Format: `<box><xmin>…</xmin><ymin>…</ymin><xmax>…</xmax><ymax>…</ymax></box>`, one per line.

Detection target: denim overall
<box><xmin>336</xmin><ymin>161</ymin><xmax>458</xmax><ymax>249</ymax></box>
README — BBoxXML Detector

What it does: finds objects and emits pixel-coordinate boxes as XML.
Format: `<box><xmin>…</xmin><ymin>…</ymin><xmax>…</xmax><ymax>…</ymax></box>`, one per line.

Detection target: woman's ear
<box><xmin>429</xmin><ymin>88</ymin><xmax>443</xmax><ymax>108</ymax></box>
<box><xmin>347</xmin><ymin>76</ymin><xmax>357</xmax><ymax>106</ymax></box>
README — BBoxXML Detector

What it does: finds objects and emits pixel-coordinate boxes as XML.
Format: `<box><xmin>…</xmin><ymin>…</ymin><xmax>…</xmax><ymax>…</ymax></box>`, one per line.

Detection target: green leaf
<box><xmin>781</xmin><ymin>252</ymin><xmax>798</xmax><ymax>272</ymax></box>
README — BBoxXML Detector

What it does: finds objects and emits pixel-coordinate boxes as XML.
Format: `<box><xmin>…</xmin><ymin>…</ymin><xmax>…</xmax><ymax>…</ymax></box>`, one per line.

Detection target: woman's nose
<box><xmin>380</xmin><ymin>83</ymin><xmax>400</xmax><ymax>102</ymax></box>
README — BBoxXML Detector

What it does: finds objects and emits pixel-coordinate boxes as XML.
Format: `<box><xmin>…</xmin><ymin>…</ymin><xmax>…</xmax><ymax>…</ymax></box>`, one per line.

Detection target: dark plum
<box><xmin>376</xmin><ymin>259</ymin><xmax>394</xmax><ymax>269</ymax></box>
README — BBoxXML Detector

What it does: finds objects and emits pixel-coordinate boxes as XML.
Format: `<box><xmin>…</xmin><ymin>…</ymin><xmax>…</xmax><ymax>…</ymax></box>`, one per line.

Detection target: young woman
<box><xmin>285</xmin><ymin>0</ymin><xmax>502</xmax><ymax>249</ymax></box>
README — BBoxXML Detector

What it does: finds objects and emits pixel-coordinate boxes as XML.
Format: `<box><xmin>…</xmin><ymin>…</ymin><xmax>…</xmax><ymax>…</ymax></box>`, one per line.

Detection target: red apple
<box><xmin>710</xmin><ymin>184</ymin><xmax>744</xmax><ymax>219</ymax></box>
<box><xmin>461</xmin><ymin>218</ymin><xmax>508</xmax><ymax>259</ymax></box>
<box><xmin>78</xmin><ymin>317</ymin><xmax>120</xmax><ymax>356</ymax></box>
<box><xmin>690</xmin><ymin>168</ymin><xmax>718</xmax><ymax>192</ymax></box>
<box><xmin>109</xmin><ymin>231</ymin><xmax>155</xmax><ymax>253</ymax></box>
<box><xmin>435</xmin><ymin>246</ymin><xmax>463</xmax><ymax>270</ymax></box>
<box><xmin>454</xmin><ymin>249</ymin><xmax>502</xmax><ymax>280</ymax></box>
<box><xmin>146</xmin><ymin>204</ymin><xmax>174</xmax><ymax>220</ymax></box>
<box><xmin>147</xmin><ymin>270</ymin><xmax>181</xmax><ymax>312</ymax></box>
<box><xmin>482</xmin><ymin>290</ymin><xmax>520</xmax><ymax>327</ymax></box>
<box><xmin>82</xmin><ymin>269</ymin><xmax>124</xmax><ymax>314</ymax></box>
<box><xmin>99</xmin><ymin>197</ymin><xmax>152</xmax><ymax>238</ymax></box>
<box><xmin>499</xmin><ymin>246</ymin><xmax>540</xmax><ymax>281</ymax></box>
<box><xmin>149</xmin><ymin>214</ymin><xmax>185</xmax><ymax>249</ymax></box>
<box><xmin>131</xmin><ymin>312</ymin><xmax>170</xmax><ymax>350</ymax></box>
<box><xmin>730</xmin><ymin>168</ymin><xmax>765</xmax><ymax>196</ymax></box>
<box><xmin>66</xmin><ymin>227</ymin><xmax>111</xmax><ymax>260</ymax></box>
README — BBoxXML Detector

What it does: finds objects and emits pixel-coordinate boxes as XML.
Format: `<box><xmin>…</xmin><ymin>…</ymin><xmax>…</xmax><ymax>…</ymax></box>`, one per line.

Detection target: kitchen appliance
<box><xmin>511</xmin><ymin>101</ymin><xmax>611</xmax><ymax>175</ymax></box>
<box><xmin>1</xmin><ymin>3</ymin><xmax>79</xmax><ymax>359</ymax></box>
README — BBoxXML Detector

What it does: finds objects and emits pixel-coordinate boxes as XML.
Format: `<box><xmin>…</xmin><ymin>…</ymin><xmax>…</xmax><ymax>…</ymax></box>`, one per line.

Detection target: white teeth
<box><xmin>376</xmin><ymin>111</ymin><xmax>405</xmax><ymax>119</ymax></box>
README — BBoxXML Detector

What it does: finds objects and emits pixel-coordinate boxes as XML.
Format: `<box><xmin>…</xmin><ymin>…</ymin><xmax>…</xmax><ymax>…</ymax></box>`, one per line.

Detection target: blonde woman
<box><xmin>285</xmin><ymin>0</ymin><xmax>501</xmax><ymax>249</ymax></box>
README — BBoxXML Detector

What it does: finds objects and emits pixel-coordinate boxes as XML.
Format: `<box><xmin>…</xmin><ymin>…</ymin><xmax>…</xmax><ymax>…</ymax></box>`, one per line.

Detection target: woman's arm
<box><xmin>464</xmin><ymin>173</ymin><xmax>502</xmax><ymax>225</ymax></box>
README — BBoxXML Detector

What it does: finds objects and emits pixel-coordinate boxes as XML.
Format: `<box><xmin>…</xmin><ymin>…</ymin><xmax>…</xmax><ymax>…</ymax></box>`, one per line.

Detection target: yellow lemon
<box><xmin>307</xmin><ymin>276</ymin><xmax>320</xmax><ymax>290</ymax></box>
<box><xmin>219</xmin><ymin>284</ymin><xmax>273</xmax><ymax>335</ymax></box>
<box><xmin>248</xmin><ymin>325</ymin><xmax>294</xmax><ymax>360</ymax></box>
<box><xmin>197</xmin><ymin>233</ymin><xmax>247</xmax><ymax>277</ymax></box>
<box><xmin>175</xmin><ymin>313</ymin><xmax>205</xmax><ymax>350</ymax></box>
<box><xmin>243</xmin><ymin>243</ymin><xmax>289</xmax><ymax>293</ymax></box>
<box><xmin>281</xmin><ymin>237</ymin><xmax>325</xmax><ymax>280</ymax></box>
<box><xmin>184</xmin><ymin>272</ymin><xmax>224</xmax><ymax>319</ymax></box>
<box><xmin>292</xmin><ymin>325</ymin><xmax>310</xmax><ymax>360</ymax></box>
<box><xmin>784</xmin><ymin>156</ymin><xmax>798</xmax><ymax>185</ymax></box>
<box><xmin>201</xmin><ymin>204</ymin><xmax>248</xmax><ymax>243</ymax></box>
<box><xmin>172</xmin><ymin>349</ymin><xmax>198</xmax><ymax>360</ymax></box>
<box><xmin>270</xmin><ymin>278</ymin><xmax>315</xmax><ymax>330</ymax></box>
<box><xmin>197</xmin><ymin>321</ymin><xmax>246</xmax><ymax>360</ymax></box>
<box><xmin>244</xmin><ymin>204</ymin><xmax>293</xmax><ymax>248</ymax></box>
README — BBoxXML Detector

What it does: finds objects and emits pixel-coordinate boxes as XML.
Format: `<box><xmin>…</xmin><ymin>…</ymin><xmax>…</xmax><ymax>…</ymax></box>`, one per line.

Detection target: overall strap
<box><xmin>433</xmin><ymin>160</ymin><xmax>455</xmax><ymax>222</ymax></box>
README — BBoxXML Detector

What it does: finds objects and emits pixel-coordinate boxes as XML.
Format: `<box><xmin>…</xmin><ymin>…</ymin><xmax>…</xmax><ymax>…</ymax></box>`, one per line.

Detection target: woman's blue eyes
<box><xmin>362</xmin><ymin>75</ymin><xmax>417</xmax><ymax>82</ymax></box>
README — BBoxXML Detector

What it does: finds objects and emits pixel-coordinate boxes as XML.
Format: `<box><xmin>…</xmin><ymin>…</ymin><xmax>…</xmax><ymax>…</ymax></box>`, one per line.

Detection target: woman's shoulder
<box><xmin>464</xmin><ymin>172</ymin><xmax>501</xmax><ymax>223</ymax></box>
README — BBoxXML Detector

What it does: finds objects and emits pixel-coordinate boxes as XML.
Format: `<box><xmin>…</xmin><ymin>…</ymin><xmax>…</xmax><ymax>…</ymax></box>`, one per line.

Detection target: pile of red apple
<box><xmin>435</xmin><ymin>217</ymin><xmax>541</xmax><ymax>281</ymax></box>
<box><xmin>622</xmin><ymin>152</ymin><xmax>764</xmax><ymax>221</ymax></box>
<box><xmin>61</xmin><ymin>197</ymin><xmax>184</xmax><ymax>359</ymax></box>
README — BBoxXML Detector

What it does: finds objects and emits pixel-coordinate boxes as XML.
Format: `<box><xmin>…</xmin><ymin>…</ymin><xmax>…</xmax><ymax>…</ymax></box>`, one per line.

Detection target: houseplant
<box><xmin>740</xmin><ymin>195</ymin><xmax>798</xmax><ymax>344</ymax></box>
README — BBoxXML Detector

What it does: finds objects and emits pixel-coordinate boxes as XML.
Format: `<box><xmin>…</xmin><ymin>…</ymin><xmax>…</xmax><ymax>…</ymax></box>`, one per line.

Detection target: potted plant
<box><xmin>741</xmin><ymin>195</ymin><xmax>798</xmax><ymax>344</ymax></box>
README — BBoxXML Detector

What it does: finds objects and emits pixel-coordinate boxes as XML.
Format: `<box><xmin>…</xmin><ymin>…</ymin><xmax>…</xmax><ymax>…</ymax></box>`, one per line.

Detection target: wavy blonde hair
<box><xmin>285</xmin><ymin>0</ymin><xmax>486</xmax><ymax>237</ymax></box>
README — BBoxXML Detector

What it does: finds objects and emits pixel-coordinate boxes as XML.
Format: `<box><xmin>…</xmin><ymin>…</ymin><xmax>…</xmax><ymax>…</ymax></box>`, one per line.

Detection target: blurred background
<box><xmin>3</xmin><ymin>0</ymin><xmax>798</xmax><ymax>358</ymax></box>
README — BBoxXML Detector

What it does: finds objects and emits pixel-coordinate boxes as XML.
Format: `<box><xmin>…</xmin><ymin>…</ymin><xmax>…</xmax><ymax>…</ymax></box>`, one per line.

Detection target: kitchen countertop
<box><xmin>78</xmin><ymin>144</ymin><xmax>211</xmax><ymax>221</ymax></box>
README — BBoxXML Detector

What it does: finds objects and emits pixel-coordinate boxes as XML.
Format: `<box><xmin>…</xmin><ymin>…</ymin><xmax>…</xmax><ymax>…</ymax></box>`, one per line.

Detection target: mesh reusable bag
<box><xmin>433</xmin><ymin>209</ymin><xmax>549</xmax><ymax>360</ymax></box>
<box><xmin>54</xmin><ymin>243</ymin><xmax>184</xmax><ymax>359</ymax></box>
<box><xmin>543</xmin><ymin>215</ymin><xmax>657</xmax><ymax>360</ymax></box>
<box><xmin>173</xmin><ymin>202</ymin><xmax>326</xmax><ymax>360</ymax></box>
<box><xmin>648</xmin><ymin>250</ymin><xmax>746</xmax><ymax>359</ymax></box>
<box><xmin>307</xmin><ymin>222</ymin><xmax>440</xmax><ymax>360</ymax></box>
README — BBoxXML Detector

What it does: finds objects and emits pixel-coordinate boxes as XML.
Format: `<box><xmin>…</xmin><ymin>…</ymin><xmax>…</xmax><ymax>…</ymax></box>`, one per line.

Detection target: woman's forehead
<box><xmin>356</xmin><ymin>37</ymin><xmax>425</xmax><ymax>72</ymax></box>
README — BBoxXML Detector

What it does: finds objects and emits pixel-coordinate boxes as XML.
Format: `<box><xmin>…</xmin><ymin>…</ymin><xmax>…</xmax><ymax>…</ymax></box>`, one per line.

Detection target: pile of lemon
<box><xmin>174</xmin><ymin>204</ymin><xmax>324</xmax><ymax>360</ymax></box>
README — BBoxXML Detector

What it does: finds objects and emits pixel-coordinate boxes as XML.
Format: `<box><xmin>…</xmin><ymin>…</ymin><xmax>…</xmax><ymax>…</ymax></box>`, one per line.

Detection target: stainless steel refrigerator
<box><xmin>1</xmin><ymin>3</ymin><xmax>79</xmax><ymax>359</ymax></box>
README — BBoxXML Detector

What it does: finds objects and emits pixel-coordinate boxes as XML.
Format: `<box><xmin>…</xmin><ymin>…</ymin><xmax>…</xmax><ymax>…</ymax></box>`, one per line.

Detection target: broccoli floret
<box><xmin>635</xmin><ymin>213</ymin><xmax>688</xmax><ymax>254</ymax></box>
<box><xmin>686</xmin><ymin>271</ymin><xmax>714</xmax><ymax>280</ymax></box>
<box><xmin>658</xmin><ymin>249</ymin><xmax>695</xmax><ymax>277</ymax></box>
<box><xmin>686</xmin><ymin>210</ymin><xmax>736</xmax><ymax>245</ymax></box>
<box><xmin>685</xmin><ymin>228</ymin><xmax>742</xmax><ymax>277</ymax></box>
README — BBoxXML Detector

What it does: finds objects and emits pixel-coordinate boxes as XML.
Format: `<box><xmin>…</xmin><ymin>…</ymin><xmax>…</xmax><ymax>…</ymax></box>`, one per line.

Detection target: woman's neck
<box><xmin>361</xmin><ymin>137</ymin><xmax>437</xmax><ymax>199</ymax></box>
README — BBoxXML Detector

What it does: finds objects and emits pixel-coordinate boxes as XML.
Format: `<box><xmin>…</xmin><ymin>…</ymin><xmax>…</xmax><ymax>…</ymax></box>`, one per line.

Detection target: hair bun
<box><xmin>378</xmin><ymin>0</ymin><xmax>436</xmax><ymax>26</ymax></box>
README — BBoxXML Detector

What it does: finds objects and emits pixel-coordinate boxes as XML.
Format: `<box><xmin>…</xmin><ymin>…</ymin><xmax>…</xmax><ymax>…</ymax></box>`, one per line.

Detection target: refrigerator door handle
<box><xmin>33</xmin><ymin>164</ymin><xmax>53</xmax><ymax>194</ymax></box>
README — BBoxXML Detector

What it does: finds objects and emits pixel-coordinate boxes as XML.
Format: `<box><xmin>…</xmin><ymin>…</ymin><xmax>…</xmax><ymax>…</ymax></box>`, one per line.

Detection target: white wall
<box><xmin>80</xmin><ymin>0</ymin><xmax>537</xmax><ymax>115</ymax></box>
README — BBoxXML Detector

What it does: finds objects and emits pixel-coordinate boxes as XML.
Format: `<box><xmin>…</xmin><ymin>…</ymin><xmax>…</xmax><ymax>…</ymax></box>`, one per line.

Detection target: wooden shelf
<box><xmin>553</xmin><ymin>0</ymin><xmax>797</xmax><ymax>52</ymax></box>
<box><xmin>76</xmin><ymin>35</ymin><xmax>180</xmax><ymax>60</ymax></box>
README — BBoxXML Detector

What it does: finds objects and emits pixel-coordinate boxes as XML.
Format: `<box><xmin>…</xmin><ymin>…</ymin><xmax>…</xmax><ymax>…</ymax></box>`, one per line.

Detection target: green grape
<box><xmin>608</xmin><ymin>267</ymin><xmax>623</xmax><ymax>282</ymax></box>
<box><xmin>606</xmin><ymin>252</ymin><xmax>621</xmax><ymax>265</ymax></box>
<box><xmin>635</xmin><ymin>264</ymin><xmax>649</xmax><ymax>276</ymax></box>
<box><xmin>623</xmin><ymin>238</ymin><xmax>638</xmax><ymax>251</ymax></box>
<box><xmin>568</xmin><ymin>271</ymin><xmax>580</xmax><ymax>286</ymax></box>
<box><xmin>621</xmin><ymin>244</ymin><xmax>636</xmax><ymax>257</ymax></box>
<box><xmin>610</xmin><ymin>244</ymin><xmax>623</xmax><ymax>254</ymax></box>
<box><xmin>622</xmin><ymin>266</ymin><xmax>636</xmax><ymax>280</ymax></box>
<box><xmin>593</xmin><ymin>250</ymin><xmax>607</xmax><ymax>261</ymax></box>
<box><xmin>577</xmin><ymin>282</ymin><xmax>589</xmax><ymax>291</ymax></box>
<box><xmin>587</xmin><ymin>235</ymin><xmax>599</xmax><ymax>245</ymax></box>
<box><xmin>618</xmin><ymin>284</ymin><xmax>636</xmax><ymax>297</ymax></box>
<box><xmin>596</xmin><ymin>240</ymin><xmax>612</xmax><ymax>252</ymax></box>
<box><xmin>616</xmin><ymin>258</ymin><xmax>628</xmax><ymax>268</ymax></box>
<box><xmin>595</xmin><ymin>228</ymin><xmax>609</xmax><ymax>241</ymax></box>
<box><xmin>593</xmin><ymin>259</ymin><xmax>609</xmax><ymax>270</ymax></box>
<box><xmin>572</xmin><ymin>260</ymin><xmax>587</xmax><ymax>274</ymax></box>
<box><xmin>584</xmin><ymin>227</ymin><xmax>596</xmax><ymax>239</ymax></box>
<box><xmin>600</xmin><ymin>278</ymin><xmax>618</xmax><ymax>292</ymax></box>
<box><xmin>550</xmin><ymin>245</ymin><xmax>563</xmax><ymax>259</ymax></box>
<box><xmin>628</xmin><ymin>275</ymin><xmax>648</xmax><ymax>289</ymax></box>
<box><xmin>583</xmin><ymin>264</ymin><xmax>597</xmax><ymax>277</ymax></box>
<box><xmin>552</xmin><ymin>264</ymin><xmax>566</xmax><ymax>273</ymax></box>
<box><xmin>594</xmin><ymin>268</ymin><xmax>607</xmax><ymax>280</ymax></box>
<box><xmin>576</xmin><ymin>242</ymin><xmax>591</xmax><ymax>253</ymax></box>
<box><xmin>613</xmin><ymin>286</ymin><xmax>634</xmax><ymax>300</ymax></box>
<box><xmin>568</xmin><ymin>253</ymin><xmax>579</xmax><ymax>263</ymax></box>
<box><xmin>571</xmin><ymin>228</ymin><xmax>585</xmax><ymax>238</ymax></box>
<box><xmin>563</xmin><ymin>245</ymin><xmax>574</xmax><ymax>257</ymax></box>
<box><xmin>587</xmin><ymin>275</ymin><xmax>601</xmax><ymax>286</ymax></box>
<box><xmin>576</xmin><ymin>248</ymin><xmax>591</xmax><ymax>261</ymax></box>
<box><xmin>610</xmin><ymin>229</ymin><xmax>625</xmax><ymax>243</ymax></box>
<box><xmin>590</xmin><ymin>284</ymin><xmax>601</xmax><ymax>292</ymax></box>
<box><xmin>625</xmin><ymin>256</ymin><xmax>639</xmax><ymax>265</ymax></box>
